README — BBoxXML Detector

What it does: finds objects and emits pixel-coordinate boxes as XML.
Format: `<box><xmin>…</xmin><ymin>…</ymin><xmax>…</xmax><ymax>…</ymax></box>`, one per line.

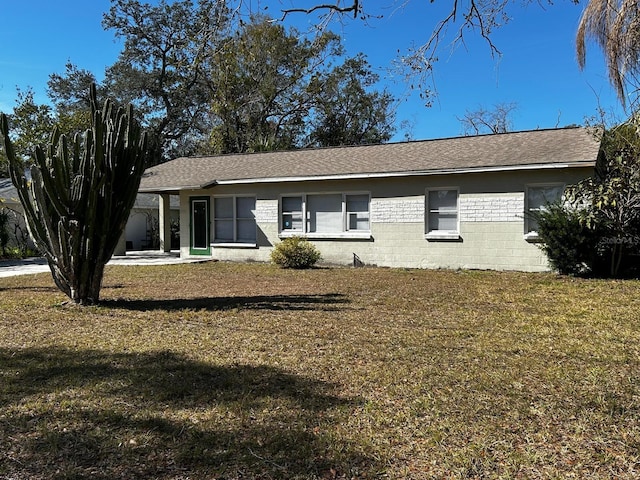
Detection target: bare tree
<box><xmin>271</xmin><ymin>0</ymin><xmax>557</xmax><ymax>104</ymax></box>
<box><xmin>277</xmin><ymin>0</ymin><xmax>506</xmax><ymax>54</ymax></box>
<box><xmin>458</xmin><ymin>102</ymin><xmax>517</xmax><ymax>135</ymax></box>
<box><xmin>278</xmin><ymin>0</ymin><xmax>362</xmax><ymax>19</ymax></box>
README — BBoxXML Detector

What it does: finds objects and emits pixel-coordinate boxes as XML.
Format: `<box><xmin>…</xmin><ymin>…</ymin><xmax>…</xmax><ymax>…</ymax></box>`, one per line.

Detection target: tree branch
<box><xmin>279</xmin><ymin>1</ymin><xmax>360</xmax><ymax>20</ymax></box>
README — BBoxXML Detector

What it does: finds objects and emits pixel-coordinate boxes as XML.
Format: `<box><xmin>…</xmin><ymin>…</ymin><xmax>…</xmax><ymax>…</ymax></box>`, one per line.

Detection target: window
<box><xmin>426</xmin><ymin>188</ymin><xmax>459</xmax><ymax>239</ymax></box>
<box><xmin>236</xmin><ymin>196</ymin><xmax>256</xmax><ymax>243</ymax></box>
<box><xmin>281</xmin><ymin>196</ymin><xmax>303</xmax><ymax>232</ymax></box>
<box><xmin>279</xmin><ymin>193</ymin><xmax>370</xmax><ymax>237</ymax></box>
<box><xmin>308</xmin><ymin>194</ymin><xmax>343</xmax><ymax>233</ymax></box>
<box><xmin>213</xmin><ymin>196</ymin><xmax>256</xmax><ymax>244</ymax></box>
<box><xmin>346</xmin><ymin>194</ymin><xmax>370</xmax><ymax>231</ymax></box>
<box><xmin>525</xmin><ymin>184</ymin><xmax>564</xmax><ymax>237</ymax></box>
<box><xmin>214</xmin><ymin>197</ymin><xmax>234</xmax><ymax>242</ymax></box>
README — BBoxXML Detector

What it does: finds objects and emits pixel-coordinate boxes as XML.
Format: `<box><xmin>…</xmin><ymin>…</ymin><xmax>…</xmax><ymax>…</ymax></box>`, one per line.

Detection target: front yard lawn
<box><xmin>1</xmin><ymin>262</ymin><xmax>640</xmax><ymax>479</ymax></box>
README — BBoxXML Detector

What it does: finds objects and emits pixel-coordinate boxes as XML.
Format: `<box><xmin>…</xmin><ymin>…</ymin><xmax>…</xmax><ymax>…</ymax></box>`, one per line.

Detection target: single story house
<box><xmin>143</xmin><ymin>128</ymin><xmax>600</xmax><ymax>271</ymax></box>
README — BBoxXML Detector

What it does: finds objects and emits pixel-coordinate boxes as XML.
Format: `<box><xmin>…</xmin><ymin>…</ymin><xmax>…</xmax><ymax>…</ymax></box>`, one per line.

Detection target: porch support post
<box><xmin>159</xmin><ymin>193</ymin><xmax>172</xmax><ymax>253</ymax></box>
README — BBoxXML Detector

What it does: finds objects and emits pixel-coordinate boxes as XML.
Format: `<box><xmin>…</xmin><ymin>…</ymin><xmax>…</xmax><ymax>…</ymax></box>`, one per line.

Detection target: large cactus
<box><xmin>0</xmin><ymin>85</ymin><xmax>148</xmax><ymax>304</ymax></box>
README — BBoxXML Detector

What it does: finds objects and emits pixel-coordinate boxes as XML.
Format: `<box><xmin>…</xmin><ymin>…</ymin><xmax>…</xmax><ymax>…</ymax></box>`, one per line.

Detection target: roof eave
<box><xmin>138</xmin><ymin>159</ymin><xmax>596</xmax><ymax>192</ymax></box>
<box><xmin>214</xmin><ymin>160</ymin><xmax>596</xmax><ymax>186</ymax></box>
<box><xmin>138</xmin><ymin>180</ymin><xmax>218</xmax><ymax>194</ymax></box>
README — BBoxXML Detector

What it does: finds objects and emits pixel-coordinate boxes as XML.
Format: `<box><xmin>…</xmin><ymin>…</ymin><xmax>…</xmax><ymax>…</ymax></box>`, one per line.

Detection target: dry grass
<box><xmin>1</xmin><ymin>261</ymin><xmax>640</xmax><ymax>479</ymax></box>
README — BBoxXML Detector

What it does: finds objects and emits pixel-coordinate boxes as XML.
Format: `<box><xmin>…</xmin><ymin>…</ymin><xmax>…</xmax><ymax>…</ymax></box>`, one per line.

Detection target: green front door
<box><xmin>190</xmin><ymin>197</ymin><xmax>211</xmax><ymax>255</ymax></box>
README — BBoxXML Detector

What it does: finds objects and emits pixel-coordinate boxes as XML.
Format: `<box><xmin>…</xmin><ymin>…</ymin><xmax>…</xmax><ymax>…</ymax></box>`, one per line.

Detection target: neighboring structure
<box><xmin>138</xmin><ymin>128</ymin><xmax>600</xmax><ymax>271</ymax></box>
<box><xmin>123</xmin><ymin>193</ymin><xmax>180</xmax><ymax>251</ymax></box>
<box><xmin>0</xmin><ymin>178</ymin><xmax>20</xmax><ymax>212</ymax></box>
<box><xmin>0</xmin><ymin>178</ymin><xmax>178</xmax><ymax>253</ymax></box>
<box><xmin>0</xmin><ymin>178</ymin><xmax>31</xmax><ymax>250</ymax></box>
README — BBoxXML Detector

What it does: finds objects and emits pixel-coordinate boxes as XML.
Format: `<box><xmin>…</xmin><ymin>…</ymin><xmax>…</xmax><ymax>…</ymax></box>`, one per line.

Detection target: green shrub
<box><xmin>270</xmin><ymin>236</ymin><xmax>321</xmax><ymax>269</ymax></box>
<box><xmin>533</xmin><ymin>202</ymin><xmax>600</xmax><ymax>276</ymax></box>
<box><xmin>0</xmin><ymin>246</ymin><xmax>39</xmax><ymax>259</ymax></box>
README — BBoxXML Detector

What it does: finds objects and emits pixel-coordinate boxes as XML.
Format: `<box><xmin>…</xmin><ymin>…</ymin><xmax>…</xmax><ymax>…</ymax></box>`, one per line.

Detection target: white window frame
<box><xmin>280</xmin><ymin>195</ymin><xmax>304</xmax><ymax>233</ymax></box>
<box><xmin>425</xmin><ymin>187</ymin><xmax>460</xmax><ymax>240</ymax></box>
<box><xmin>212</xmin><ymin>195</ymin><xmax>257</xmax><ymax>247</ymax></box>
<box><xmin>345</xmin><ymin>193</ymin><xmax>371</xmax><ymax>232</ymax></box>
<box><xmin>524</xmin><ymin>183</ymin><xmax>565</xmax><ymax>241</ymax></box>
<box><xmin>279</xmin><ymin>192</ymin><xmax>371</xmax><ymax>239</ymax></box>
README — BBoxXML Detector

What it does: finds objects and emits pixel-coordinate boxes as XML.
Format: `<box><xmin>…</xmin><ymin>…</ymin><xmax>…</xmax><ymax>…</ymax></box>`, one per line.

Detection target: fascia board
<box><xmin>214</xmin><ymin>161</ymin><xmax>595</xmax><ymax>186</ymax></box>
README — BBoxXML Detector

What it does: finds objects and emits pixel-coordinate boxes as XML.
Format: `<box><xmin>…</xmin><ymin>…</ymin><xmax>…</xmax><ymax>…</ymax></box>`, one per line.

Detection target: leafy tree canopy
<box><xmin>206</xmin><ymin>17</ymin><xmax>343</xmax><ymax>153</ymax></box>
<box><xmin>35</xmin><ymin>2</ymin><xmax>396</xmax><ymax>162</ymax></box>
<box><xmin>576</xmin><ymin>0</ymin><xmax>640</xmax><ymax>107</ymax></box>
<box><xmin>565</xmin><ymin>119</ymin><xmax>640</xmax><ymax>236</ymax></box>
<box><xmin>0</xmin><ymin>89</ymin><xmax>55</xmax><ymax>176</ymax></box>
<box><xmin>308</xmin><ymin>54</ymin><xmax>395</xmax><ymax>146</ymax></box>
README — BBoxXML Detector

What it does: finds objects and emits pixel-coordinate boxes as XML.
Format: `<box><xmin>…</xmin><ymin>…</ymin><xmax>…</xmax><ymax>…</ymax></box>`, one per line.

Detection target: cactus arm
<box><xmin>1</xmin><ymin>84</ymin><xmax>149</xmax><ymax>305</ymax></box>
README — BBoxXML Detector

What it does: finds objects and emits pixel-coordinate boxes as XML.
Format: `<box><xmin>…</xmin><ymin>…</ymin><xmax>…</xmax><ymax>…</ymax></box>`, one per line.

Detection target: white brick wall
<box><xmin>370</xmin><ymin>197</ymin><xmax>424</xmax><ymax>223</ymax></box>
<box><xmin>255</xmin><ymin>199</ymin><xmax>278</xmax><ymax>223</ymax></box>
<box><xmin>459</xmin><ymin>194</ymin><xmax>523</xmax><ymax>222</ymax></box>
<box><xmin>370</xmin><ymin>194</ymin><xmax>523</xmax><ymax>224</ymax></box>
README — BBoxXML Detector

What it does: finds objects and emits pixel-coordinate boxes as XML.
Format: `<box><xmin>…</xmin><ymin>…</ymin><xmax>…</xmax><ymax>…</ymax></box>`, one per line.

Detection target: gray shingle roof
<box><xmin>140</xmin><ymin>127</ymin><xmax>600</xmax><ymax>193</ymax></box>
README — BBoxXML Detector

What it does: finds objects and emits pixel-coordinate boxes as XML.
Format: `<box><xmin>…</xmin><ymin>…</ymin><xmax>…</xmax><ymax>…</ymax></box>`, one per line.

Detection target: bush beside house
<box><xmin>271</xmin><ymin>236</ymin><xmax>322</xmax><ymax>269</ymax></box>
<box><xmin>535</xmin><ymin>119</ymin><xmax>640</xmax><ymax>278</ymax></box>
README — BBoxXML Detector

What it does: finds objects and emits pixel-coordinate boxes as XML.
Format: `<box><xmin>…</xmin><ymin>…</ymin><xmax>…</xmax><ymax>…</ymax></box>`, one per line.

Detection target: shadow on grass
<box><xmin>0</xmin><ymin>285</ymin><xmax>60</xmax><ymax>293</ymax></box>
<box><xmin>100</xmin><ymin>293</ymin><xmax>349</xmax><ymax>312</ymax></box>
<box><xmin>0</xmin><ymin>347</ymin><xmax>372</xmax><ymax>479</ymax></box>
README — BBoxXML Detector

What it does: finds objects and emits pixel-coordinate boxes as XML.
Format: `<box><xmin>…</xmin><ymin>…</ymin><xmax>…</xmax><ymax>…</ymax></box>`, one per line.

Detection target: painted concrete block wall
<box><xmin>302</xmin><ymin>222</ymin><xmax>548</xmax><ymax>272</ymax></box>
<box><xmin>177</xmin><ymin>167</ymin><xmax>593</xmax><ymax>272</ymax></box>
<box><xmin>179</xmin><ymin>191</ymin><xmax>191</xmax><ymax>259</ymax></box>
<box><xmin>458</xmin><ymin>222</ymin><xmax>550</xmax><ymax>271</ymax></box>
<box><xmin>209</xmin><ymin>201</ymin><xmax>276</xmax><ymax>263</ymax></box>
<box><xmin>334</xmin><ymin>192</ymin><xmax>545</xmax><ymax>271</ymax></box>
<box><xmin>202</xmin><ymin>195</ymin><xmax>546</xmax><ymax>271</ymax></box>
<box><xmin>178</xmin><ymin>192</ymin><xmax>549</xmax><ymax>271</ymax></box>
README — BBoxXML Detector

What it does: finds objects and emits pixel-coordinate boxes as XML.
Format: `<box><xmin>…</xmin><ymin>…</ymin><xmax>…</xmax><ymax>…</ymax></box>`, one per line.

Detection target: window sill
<box><xmin>524</xmin><ymin>233</ymin><xmax>541</xmax><ymax>243</ymax></box>
<box><xmin>425</xmin><ymin>232</ymin><xmax>461</xmax><ymax>241</ymax></box>
<box><xmin>212</xmin><ymin>242</ymin><xmax>257</xmax><ymax>248</ymax></box>
<box><xmin>278</xmin><ymin>231</ymin><xmax>372</xmax><ymax>240</ymax></box>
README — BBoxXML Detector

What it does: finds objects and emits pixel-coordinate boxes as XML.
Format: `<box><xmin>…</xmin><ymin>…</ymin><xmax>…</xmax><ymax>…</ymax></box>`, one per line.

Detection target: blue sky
<box><xmin>0</xmin><ymin>0</ymin><xmax>626</xmax><ymax>142</ymax></box>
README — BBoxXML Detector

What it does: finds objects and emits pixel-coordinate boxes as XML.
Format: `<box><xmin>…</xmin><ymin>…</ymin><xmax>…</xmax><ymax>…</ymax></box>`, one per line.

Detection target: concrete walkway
<box><xmin>0</xmin><ymin>251</ymin><xmax>204</xmax><ymax>278</ymax></box>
